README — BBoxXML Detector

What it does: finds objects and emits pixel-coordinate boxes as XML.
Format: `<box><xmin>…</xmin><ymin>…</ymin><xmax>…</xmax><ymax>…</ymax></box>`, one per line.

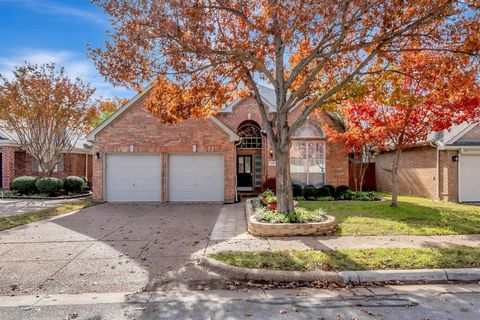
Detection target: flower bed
<box><xmin>246</xmin><ymin>197</ymin><xmax>337</xmax><ymax>237</ymax></box>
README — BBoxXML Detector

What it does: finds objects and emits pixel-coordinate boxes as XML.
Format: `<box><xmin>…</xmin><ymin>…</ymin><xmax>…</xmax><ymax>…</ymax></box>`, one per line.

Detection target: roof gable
<box><xmin>86</xmin><ymin>86</ymin><xmax>239</xmax><ymax>142</ymax></box>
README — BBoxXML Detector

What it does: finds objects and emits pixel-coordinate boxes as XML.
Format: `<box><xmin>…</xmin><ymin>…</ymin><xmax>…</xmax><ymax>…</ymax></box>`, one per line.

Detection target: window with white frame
<box><xmin>32</xmin><ymin>155</ymin><xmax>64</xmax><ymax>173</ymax></box>
<box><xmin>290</xmin><ymin>121</ymin><xmax>326</xmax><ymax>187</ymax></box>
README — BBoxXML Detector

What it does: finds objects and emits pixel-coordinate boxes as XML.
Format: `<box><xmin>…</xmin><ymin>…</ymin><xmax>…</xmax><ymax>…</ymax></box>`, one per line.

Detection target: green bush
<box><xmin>11</xmin><ymin>176</ymin><xmax>38</xmax><ymax>195</ymax></box>
<box><xmin>35</xmin><ymin>177</ymin><xmax>64</xmax><ymax>196</ymax></box>
<box><xmin>317</xmin><ymin>196</ymin><xmax>335</xmax><ymax>201</ymax></box>
<box><xmin>335</xmin><ymin>185</ymin><xmax>351</xmax><ymax>199</ymax></box>
<box><xmin>316</xmin><ymin>186</ymin><xmax>331</xmax><ymax>198</ymax></box>
<box><xmin>324</xmin><ymin>185</ymin><xmax>336</xmax><ymax>197</ymax></box>
<box><xmin>352</xmin><ymin>191</ymin><xmax>375</xmax><ymax>201</ymax></box>
<box><xmin>339</xmin><ymin>189</ymin><xmax>354</xmax><ymax>200</ymax></box>
<box><xmin>303</xmin><ymin>184</ymin><xmax>317</xmax><ymax>200</ymax></box>
<box><xmin>255</xmin><ymin>206</ymin><xmax>327</xmax><ymax>223</ymax></box>
<box><xmin>292</xmin><ymin>184</ymin><xmax>303</xmax><ymax>198</ymax></box>
<box><xmin>63</xmin><ymin>176</ymin><xmax>86</xmax><ymax>194</ymax></box>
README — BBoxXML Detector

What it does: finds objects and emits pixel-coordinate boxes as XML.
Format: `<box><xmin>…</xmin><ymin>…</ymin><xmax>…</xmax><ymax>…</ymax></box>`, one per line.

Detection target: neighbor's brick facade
<box><xmin>0</xmin><ymin>145</ymin><xmax>92</xmax><ymax>189</ymax></box>
<box><xmin>92</xmin><ymin>93</ymin><xmax>236</xmax><ymax>203</ymax></box>
<box><xmin>376</xmin><ymin>146</ymin><xmax>459</xmax><ymax>201</ymax></box>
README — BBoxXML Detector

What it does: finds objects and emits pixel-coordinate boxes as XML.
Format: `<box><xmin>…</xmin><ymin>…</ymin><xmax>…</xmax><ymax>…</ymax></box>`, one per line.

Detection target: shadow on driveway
<box><xmin>0</xmin><ymin>203</ymin><xmax>227</xmax><ymax>295</ymax></box>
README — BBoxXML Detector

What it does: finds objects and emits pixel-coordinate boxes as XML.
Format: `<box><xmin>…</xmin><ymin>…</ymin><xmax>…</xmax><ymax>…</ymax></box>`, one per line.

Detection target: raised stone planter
<box><xmin>246</xmin><ymin>199</ymin><xmax>337</xmax><ymax>237</ymax></box>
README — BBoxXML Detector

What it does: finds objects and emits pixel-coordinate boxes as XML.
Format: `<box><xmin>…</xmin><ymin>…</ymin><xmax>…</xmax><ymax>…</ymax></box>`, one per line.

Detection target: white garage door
<box><xmin>459</xmin><ymin>154</ymin><xmax>480</xmax><ymax>202</ymax></box>
<box><xmin>106</xmin><ymin>154</ymin><xmax>161</xmax><ymax>202</ymax></box>
<box><xmin>168</xmin><ymin>154</ymin><xmax>224</xmax><ymax>202</ymax></box>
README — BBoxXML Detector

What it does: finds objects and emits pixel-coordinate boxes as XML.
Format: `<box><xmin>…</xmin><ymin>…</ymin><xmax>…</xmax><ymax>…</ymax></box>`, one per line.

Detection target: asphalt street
<box><xmin>1</xmin><ymin>284</ymin><xmax>479</xmax><ymax>319</ymax></box>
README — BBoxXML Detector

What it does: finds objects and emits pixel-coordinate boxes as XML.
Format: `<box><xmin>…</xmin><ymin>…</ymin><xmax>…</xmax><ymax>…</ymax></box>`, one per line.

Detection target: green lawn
<box><xmin>0</xmin><ymin>198</ymin><xmax>95</xmax><ymax>231</ymax></box>
<box><xmin>210</xmin><ymin>246</ymin><xmax>480</xmax><ymax>271</ymax></box>
<box><xmin>299</xmin><ymin>193</ymin><xmax>480</xmax><ymax>236</ymax></box>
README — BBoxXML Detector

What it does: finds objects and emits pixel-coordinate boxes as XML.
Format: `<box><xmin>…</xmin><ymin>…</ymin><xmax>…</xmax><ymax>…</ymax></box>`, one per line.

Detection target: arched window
<box><xmin>237</xmin><ymin>121</ymin><xmax>262</xmax><ymax>149</ymax></box>
<box><xmin>292</xmin><ymin>120</ymin><xmax>325</xmax><ymax>138</ymax></box>
<box><xmin>290</xmin><ymin>120</ymin><xmax>326</xmax><ymax>187</ymax></box>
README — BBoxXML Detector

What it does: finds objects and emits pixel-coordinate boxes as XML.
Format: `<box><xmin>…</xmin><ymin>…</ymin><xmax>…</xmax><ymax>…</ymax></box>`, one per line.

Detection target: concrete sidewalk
<box><xmin>207</xmin><ymin>201</ymin><xmax>480</xmax><ymax>253</ymax></box>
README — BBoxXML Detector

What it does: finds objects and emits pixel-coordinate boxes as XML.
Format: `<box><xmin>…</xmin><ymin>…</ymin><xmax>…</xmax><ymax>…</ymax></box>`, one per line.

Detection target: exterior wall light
<box><xmin>452</xmin><ymin>155</ymin><xmax>459</xmax><ymax>162</ymax></box>
<box><xmin>95</xmin><ymin>152</ymin><xmax>100</xmax><ymax>159</ymax></box>
<box><xmin>192</xmin><ymin>144</ymin><xmax>197</xmax><ymax>153</ymax></box>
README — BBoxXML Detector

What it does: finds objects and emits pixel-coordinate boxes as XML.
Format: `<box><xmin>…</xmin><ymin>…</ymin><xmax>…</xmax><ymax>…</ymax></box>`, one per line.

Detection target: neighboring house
<box><xmin>86</xmin><ymin>84</ymin><xmax>348</xmax><ymax>203</ymax></box>
<box><xmin>0</xmin><ymin>126</ymin><xmax>93</xmax><ymax>189</ymax></box>
<box><xmin>376</xmin><ymin>122</ymin><xmax>480</xmax><ymax>202</ymax></box>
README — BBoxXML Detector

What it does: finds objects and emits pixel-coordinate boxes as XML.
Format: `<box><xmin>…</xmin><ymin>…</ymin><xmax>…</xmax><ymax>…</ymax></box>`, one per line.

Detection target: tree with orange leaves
<box><xmin>331</xmin><ymin>55</ymin><xmax>480</xmax><ymax>206</ymax></box>
<box><xmin>91</xmin><ymin>0</ymin><xmax>480</xmax><ymax>213</ymax></box>
<box><xmin>325</xmin><ymin>108</ymin><xmax>380</xmax><ymax>192</ymax></box>
<box><xmin>0</xmin><ymin>63</ymin><xmax>95</xmax><ymax>177</ymax></box>
<box><xmin>89</xmin><ymin>98</ymin><xmax>128</xmax><ymax>128</ymax></box>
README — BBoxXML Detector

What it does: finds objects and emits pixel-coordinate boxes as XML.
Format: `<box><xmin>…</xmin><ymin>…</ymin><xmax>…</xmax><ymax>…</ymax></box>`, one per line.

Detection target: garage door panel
<box><xmin>106</xmin><ymin>154</ymin><xmax>161</xmax><ymax>202</ymax></box>
<box><xmin>460</xmin><ymin>154</ymin><xmax>480</xmax><ymax>202</ymax></box>
<box><xmin>168</xmin><ymin>154</ymin><xmax>224</xmax><ymax>202</ymax></box>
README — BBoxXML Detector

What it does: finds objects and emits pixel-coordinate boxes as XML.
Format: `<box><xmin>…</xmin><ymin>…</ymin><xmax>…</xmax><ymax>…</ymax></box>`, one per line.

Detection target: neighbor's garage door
<box><xmin>459</xmin><ymin>154</ymin><xmax>480</xmax><ymax>202</ymax></box>
<box><xmin>168</xmin><ymin>154</ymin><xmax>224</xmax><ymax>202</ymax></box>
<box><xmin>106</xmin><ymin>154</ymin><xmax>161</xmax><ymax>202</ymax></box>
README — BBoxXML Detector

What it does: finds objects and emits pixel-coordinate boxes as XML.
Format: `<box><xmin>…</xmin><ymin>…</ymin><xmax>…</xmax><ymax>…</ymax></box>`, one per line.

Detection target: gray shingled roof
<box><xmin>220</xmin><ymin>83</ymin><xmax>277</xmax><ymax>113</ymax></box>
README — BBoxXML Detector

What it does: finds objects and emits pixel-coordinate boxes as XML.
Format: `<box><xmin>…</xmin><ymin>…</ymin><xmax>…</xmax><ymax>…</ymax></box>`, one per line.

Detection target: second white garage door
<box><xmin>168</xmin><ymin>154</ymin><xmax>224</xmax><ymax>202</ymax></box>
<box><xmin>459</xmin><ymin>154</ymin><xmax>480</xmax><ymax>202</ymax></box>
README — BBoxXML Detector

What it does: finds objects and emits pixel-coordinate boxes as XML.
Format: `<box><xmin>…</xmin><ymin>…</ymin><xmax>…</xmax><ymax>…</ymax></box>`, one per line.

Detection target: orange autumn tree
<box><xmin>91</xmin><ymin>0</ymin><xmax>480</xmax><ymax>213</ymax></box>
<box><xmin>343</xmin><ymin>55</ymin><xmax>480</xmax><ymax>207</ymax></box>
<box><xmin>325</xmin><ymin>107</ymin><xmax>381</xmax><ymax>192</ymax></box>
<box><xmin>0</xmin><ymin>63</ymin><xmax>95</xmax><ymax>177</ymax></box>
<box><xmin>89</xmin><ymin>98</ymin><xmax>128</xmax><ymax>128</ymax></box>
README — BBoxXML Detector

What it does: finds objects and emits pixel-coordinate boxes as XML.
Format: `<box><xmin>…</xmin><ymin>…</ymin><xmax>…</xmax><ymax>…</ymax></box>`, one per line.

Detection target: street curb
<box><xmin>201</xmin><ymin>256</ymin><xmax>480</xmax><ymax>284</ymax></box>
<box><xmin>200</xmin><ymin>256</ymin><xmax>343</xmax><ymax>282</ymax></box>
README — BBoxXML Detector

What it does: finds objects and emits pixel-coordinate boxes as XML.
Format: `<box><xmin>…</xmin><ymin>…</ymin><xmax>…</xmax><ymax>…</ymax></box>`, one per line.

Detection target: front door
<box><xmin>237</xmin><ymin>155</ymin><xmax>253</xmax><ymax>191</ymax></box>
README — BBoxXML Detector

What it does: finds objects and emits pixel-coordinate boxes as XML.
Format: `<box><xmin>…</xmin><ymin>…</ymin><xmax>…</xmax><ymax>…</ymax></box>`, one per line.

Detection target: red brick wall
<box><xmin>375</xmin><ymin>146</ymin><xmax>459</xmax><ymax>201</ymax></box>
<box><xmin>438</xmin><ymin>149</ymin><xmax>458</xmax><ymax>201</ymax></box>
<box><xmin>0</xmin><ymin>148</ymin><xmax>91</xmax><ymax>189</ymax></box>
<box><xmin>376</xmin><ymin>146</ymin><xmax>437</xmax><ymax>198</ymax></box>
<box><xmin>0</xmin><ymin>146</ymin><xmax>17</xmax><ymax>189</ymax></box>
<box><xmin>92</xmin><ymin>94</ymin><xmax>236</xmax><ymax>203</ymax></box>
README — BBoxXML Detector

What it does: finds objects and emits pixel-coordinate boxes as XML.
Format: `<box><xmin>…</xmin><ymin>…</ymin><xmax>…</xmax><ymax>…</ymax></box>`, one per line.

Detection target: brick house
<box><xmin>0</xmin><ymin>126</ymin><xmax>93</xmax><ymax>189</ymax></box>
<box><xmin>86</xmin><ymin>84</ymin><xmax>349</xmax><ymax>203</ymax></box>
<box><xmin>375</xmin><ymin>122</ymin><xmax>480</xmax><ymax>202</ymax></box>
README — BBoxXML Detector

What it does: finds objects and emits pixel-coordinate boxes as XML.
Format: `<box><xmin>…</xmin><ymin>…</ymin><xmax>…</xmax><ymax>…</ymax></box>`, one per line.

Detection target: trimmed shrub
<box><xmin>303</xmin><ymin>184</ymin><xmax>317</xmax><ymax>200</ymax></box>
<box><xmin>316</xmin><ymin>186</ymin><xmax>331</xmax><ymax>198</ymax></box>
<box><xmin>324</xmin><ymin>185</ymin><xmax>336</xmax><ymax>198</ymax></box>
<box><xmin>36</xmin><ymin>177</ymin><xmax>64</xmax><ymax>196</ymax></box>
<box><xmin>292</xmin><ymin>184</ymin><xmax>303</xmax><ymax>198</ymax></box>
<box><xmin>335</xmin><ymin>185</ymin><xmax>352</xmax><ymax>199</ymax></box>
<box><xmin>262</xmin><ymin>178</ymin><xmax>276</xmax><ymax>192</ymax></box>
<box><xmin>11</xmin><ymin>176</ymin><xmax>38</xmax><ymax>195</ymax></box>
<box><xmin>63</xmin><ymin>176</ymin><xmax>86</xmax><ymax>194</ymax></box>
<box><xmin>339</xmin><ymin>189</ymin><xmax>354</xmax><ymax>200</ymax></box>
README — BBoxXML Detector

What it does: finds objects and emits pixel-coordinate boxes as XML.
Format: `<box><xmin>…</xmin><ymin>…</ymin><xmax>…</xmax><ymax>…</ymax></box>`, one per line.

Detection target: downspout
<box><xmin>430</xmin><ymin>140</ymin><xmax>440</xmax><ymax>200</ymax></box>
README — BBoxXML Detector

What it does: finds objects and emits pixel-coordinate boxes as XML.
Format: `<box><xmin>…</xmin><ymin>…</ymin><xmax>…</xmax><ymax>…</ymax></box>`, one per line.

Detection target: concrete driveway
<box><xmin>0</xmin><ymin>203</ymin><xmax>224</xmax><ymax>295</ymax></box>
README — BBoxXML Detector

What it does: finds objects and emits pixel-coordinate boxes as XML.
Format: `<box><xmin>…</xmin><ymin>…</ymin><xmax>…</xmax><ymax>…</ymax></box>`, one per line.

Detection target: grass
<box><xmin>0</xmin><ymin>198</ymin><xmax>95</xmax><ymax>231</ymax></box>
<box><xmin>210</xmin><ymin>246</ymin><xmax>480</xmax><ymax>271</ymax></box>
<box><xmin>298</xmin><ymin>193</ymin><xmax>480</xmax><ymax>236</ymax></box>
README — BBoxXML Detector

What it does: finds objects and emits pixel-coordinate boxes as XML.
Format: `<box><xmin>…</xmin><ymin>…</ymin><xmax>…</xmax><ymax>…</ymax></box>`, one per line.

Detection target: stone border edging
<box><xmin>0</xmin><ymin>192</ymin><xmax>92</xmax><ymax>200</ymax></box>
<box><xmin>246</xmin><ymin>199</ymin><xmax>337</xmax><ymax>236</ymax></box>
<box><xmin>201</xmin><ymin>256</ymin><xmax>480</xmax><ymax>284</ymax></box>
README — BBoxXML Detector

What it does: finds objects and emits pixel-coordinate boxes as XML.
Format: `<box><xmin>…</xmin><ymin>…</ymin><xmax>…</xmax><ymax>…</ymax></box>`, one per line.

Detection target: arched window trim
<box><xmin>237</xmin><ymin>120</ymin><xmax>263</xmax><ymax>149</ymax></box>
<box><xmin>292</xmin><ymin>120</ymin><xmax>325</xmax><ymax>139</ymax></box>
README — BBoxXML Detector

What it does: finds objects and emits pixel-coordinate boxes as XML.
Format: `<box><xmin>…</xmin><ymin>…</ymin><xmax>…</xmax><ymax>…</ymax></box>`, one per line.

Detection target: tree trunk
<box><xmin>275</xmin><ymin>146</ymin><xmax>295</xmax><ymax>213</ymax></box>
<box><xmin>391</xmin><ymin>149</ymin><xmax>402</xmax><ymax>207</ymax></box>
